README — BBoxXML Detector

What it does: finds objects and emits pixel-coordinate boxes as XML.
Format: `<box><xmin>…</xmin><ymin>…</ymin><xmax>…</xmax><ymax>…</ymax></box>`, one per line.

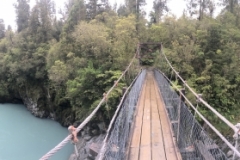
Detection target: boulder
<box><xmin>91</xmin><ymin>129</ymin><xmax>99</xmax><ymax>136</ymax></box>
<box><xmin>97</xmin><ymin>122</ymin><xmax>106</xmax><ymax>133</ymax></box>
<box><xmin>84</xmin><ymin>135</ymin><xmax>92</xmax><ymax>141</ymax></box>
<box><xmin>68</xmin><ymin>154</ymin><xmax>77</xmax><ymax>160</ymax></box>
<box><xmin>227</xmin><ymin>150</ymin><xmax>234</xmax><ymax>158</ymax></box>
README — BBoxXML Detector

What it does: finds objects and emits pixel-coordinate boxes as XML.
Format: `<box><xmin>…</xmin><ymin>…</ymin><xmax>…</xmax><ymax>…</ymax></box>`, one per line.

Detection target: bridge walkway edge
<box><xmin>127</xmin><ymin>70</ymin><xmax>181</xmax><ymax>160</ymax></box>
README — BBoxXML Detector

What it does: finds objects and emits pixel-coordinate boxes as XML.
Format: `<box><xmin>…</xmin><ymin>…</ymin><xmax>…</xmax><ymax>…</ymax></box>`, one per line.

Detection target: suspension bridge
<box><xmin>40</xmin><ymin>43</ymin><xmax>240</xmax><ymax>160</ymax></box>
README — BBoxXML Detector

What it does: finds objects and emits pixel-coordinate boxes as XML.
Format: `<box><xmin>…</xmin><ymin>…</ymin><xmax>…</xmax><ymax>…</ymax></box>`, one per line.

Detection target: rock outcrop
<box><xmin>69</xmin><ymin>122</ymin><xmax>106</xmax><ymax>160</ymax></box>
<box><xmin>18</xmin><ymin>84</ymin><xmax>54</xmax><ymax>119</ymax></box>
<box><xmin>22</xmin><ymin>96</ymin><xmax>45</xmax><ymax>117</ymax></box>
<box><xmin>68</xmin><ymin>134</ymin><xmax>105</xmax><ymax>160</ymax></box>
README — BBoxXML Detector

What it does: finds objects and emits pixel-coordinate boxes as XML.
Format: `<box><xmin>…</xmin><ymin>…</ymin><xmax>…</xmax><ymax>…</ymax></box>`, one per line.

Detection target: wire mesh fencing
<box><xmin>154</xmin><ymin>70</ymin><xmax>228</xmax><ymax>160</ymax></box>
<box><xmin>101</xmin><ymin>69</ymin><xmax>146</xmax><ymax>160</ymax></box>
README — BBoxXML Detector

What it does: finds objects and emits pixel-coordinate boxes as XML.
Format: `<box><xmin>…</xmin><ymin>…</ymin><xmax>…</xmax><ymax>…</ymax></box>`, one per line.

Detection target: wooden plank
<box><xmin>139</xmin><ymin>146</ymin><xmax>151</xmax><ymax>160</ymax></box>
<box><xmin>128</xmin><ymin>148</ymin><xmax>139</xmax><ymax>160</ymax></box>
<box><xmin>150</xmin><ymin>73</ymin><xmax>166</xmax><ymax>160</ymax></box>
<box><xmin>129</xmin><ymin>71</ymin><xmax>180</xmax><ymax>160</ymax></box>
<box><xmin>154</xmin><ymin>77</ymin><xmax>178</xmax><ymax>160</ymax></box>
<box><xmin>139</xmin><ymin>72</ymin><xmax>151</xmax><ymax>160</ymax></box>
<box><xmin>195</xmin><ymin>141</ymin><xmax>215</xmax><ymax>160</ymax></box>
<box><xmin>128</xmin><ymin>75</ymin><xmax>147</xmax><ymax>160</ymax></box>
<box><xmin>130</xmin><ymin>126</ymin><xmax>142</xmax><ymax>148</ymax></box>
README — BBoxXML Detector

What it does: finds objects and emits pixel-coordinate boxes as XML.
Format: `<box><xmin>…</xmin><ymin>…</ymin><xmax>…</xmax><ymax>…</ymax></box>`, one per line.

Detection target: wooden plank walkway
<box><xmin>128</xmin><ymin>71</ymin><xmax>180</xmax><ymax>160</ymax></box>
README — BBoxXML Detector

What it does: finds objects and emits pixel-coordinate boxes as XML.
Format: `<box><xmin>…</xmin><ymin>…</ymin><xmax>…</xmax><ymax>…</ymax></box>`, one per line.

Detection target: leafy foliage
<box><xmin>149</xmin><ymin>11</ymin><xmax>240</xmax><ymax>133</ymax></box>
<box><xmin>0</xmin><ymin>0</ymin><xmax>144</xmax><ymax>126</ymax></box>
<box><xmin>1</xmin><ymin>0</ymin><xmax>240</xmax><ymax>131</ymax></box>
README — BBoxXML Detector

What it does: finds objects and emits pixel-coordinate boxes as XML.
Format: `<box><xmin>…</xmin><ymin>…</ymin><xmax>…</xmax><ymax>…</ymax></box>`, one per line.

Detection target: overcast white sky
<box><xmin>0</xmin><ymin>0</ymin><xmax>186</xmax><ymax>30</ymax></box>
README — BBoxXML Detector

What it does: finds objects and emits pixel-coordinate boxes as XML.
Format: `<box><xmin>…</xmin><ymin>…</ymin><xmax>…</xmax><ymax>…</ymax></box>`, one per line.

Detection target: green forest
<box><xmin>0</xmin><ymin>0</ymin><xmax>240</xmax><ymax>130</ymax></box>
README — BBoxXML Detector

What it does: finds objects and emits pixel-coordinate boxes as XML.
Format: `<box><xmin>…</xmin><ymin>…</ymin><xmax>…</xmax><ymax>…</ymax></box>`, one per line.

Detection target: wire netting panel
<box><xmin>103</xmin><ymin>70</ymin><xmax>146</xmax><ymax>160</ymax></box>
<box><xmin>154</xmin><ymin>70</ymin><xmax>228</xmax><ymax>160</ymax></box>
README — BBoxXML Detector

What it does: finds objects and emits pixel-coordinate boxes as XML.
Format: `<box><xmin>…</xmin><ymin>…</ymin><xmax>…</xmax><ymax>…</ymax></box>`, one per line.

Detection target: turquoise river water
<box><xmin>0</xmin><ymin>103</ymin><xmax>73</xmax><ymax>160</ymax></box>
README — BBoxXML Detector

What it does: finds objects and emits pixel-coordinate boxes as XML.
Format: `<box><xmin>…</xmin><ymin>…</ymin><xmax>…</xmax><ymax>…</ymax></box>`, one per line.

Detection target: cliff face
<box><xmin>21</xmin><ymin>94</ymin><xmax>46</xmax><ymax>118</ymax></box>
<box><xmin>0</xmin><ymin>83</ymin><xmax>84</xmax><ymax>127</ymax></box>
<box><xmin>0</xmin><ymin>79</ymin><xmax>103</xmax><ymax>128</ymax></box>
<box><xmin>18</xmin><ymin>84</ymin><xmax>52</xmax><ymax>118</ymax></box>
<box><xmin>0</xmin><ymin>82</ymin><xmax>60</xmax><ymax>122</ymax></box>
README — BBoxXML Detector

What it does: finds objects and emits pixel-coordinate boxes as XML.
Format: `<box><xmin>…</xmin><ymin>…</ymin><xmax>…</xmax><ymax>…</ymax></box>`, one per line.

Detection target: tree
<box><xmin>152</xmin><ymin>0</ymin><xmax>169</xmax><ymax>23</ymax></box>
<box><xmin>120</xmin><ymin>0</ymin><xmax>145</xmax><ymax>35</ymax></box>
<box><xmin>221</xmin><ymin>0</ymin><xmax>239</xmax><ymax>13</ymax></box>
<box><xmin>86</xmin><ymin>0</ymin><xmax>97</xmax><ymax>19</ymax></box>
<box><xmin>185</xmin><ymin>0</ymin><xmax>198</xmax><ymax>17</ymax></box>
<box><xmin>85</xmin><ymin>0</ymin><xmax>110</xmax><ymax>20</ymax></box>
<box><xmin>62</xmin><ymin>0</ymin><xmax>86</xmax><ymax>34</ymax></box>
<box><xmin>37</xmin><ymin>0</ymin><xmax>56</xmax><ymax>42</ymax></box>
<box><xmin>28</xmin><ymin>5</ymin><xmax>40</xmax><ymax>38</ymax></box>
<box><xmin>136</xmin><ymin>0</ymin><xmax>146</xmax><ymax>33</ymax></box>
<box><xmin>117</xmin><ymin>4</ymin><xmax>128</xmax><ymax>16</ymax></box>
<box><xmin>112</xmin><ymin>15</ymin><xmax>138</xmax><ymax>69</ymax></box>
<box><xmin>0</xmin><ymin>19</ymin><xmax>5</xmax><ymax>39</ymax></box>
<box><xmin>124</xmin><ymin>0</ymin><xmax>145</xmax><ymax>14</ymax></box>
<box><xmin>59</xmin><ymin>0</ymin><xmax>75</xmax><ymax>21</ymax></box>
<box><xmin>72</xmin><ymin>21</ymin><xmax>111</xmax><ymax>68</ymax></box>
<box><xmin>207</xmin><ymin>0</ymin><xmax>215</xmax><ymax>17</ymax></box>
<box><xmin>48</xmin><ymin>60</ymin><xmax>69</xmax><ymax>85</ymax></box>
<box><xmin>185</xmin><ymin>0</ymin><xmax>215</xmax><ymax>20</ymax></box>
<box><xmin>14</xmin><ymin>0</ymin><xmax>30</xmax><ymax>32</ymax></box>
<box><xmin>52</xmin><ymin>18</ymin><xmax>64</xmax><ymax>41</ymax></box>
<box><xmin>5</xmin><ymin>25</ymin><xmax>14</xmax><ymax>45</ymax></box>
<box><xmin>220</xmin><ymin>0</ymin><xmax>240</xmax><ymax>27</ymax></box>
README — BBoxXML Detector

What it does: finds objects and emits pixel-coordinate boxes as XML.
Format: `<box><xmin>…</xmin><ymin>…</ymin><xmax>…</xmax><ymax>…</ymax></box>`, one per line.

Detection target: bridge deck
<box><xmin>128</xmin><ymin>71</ymin><xmax>180</xmax><ymax>160</ymax></box>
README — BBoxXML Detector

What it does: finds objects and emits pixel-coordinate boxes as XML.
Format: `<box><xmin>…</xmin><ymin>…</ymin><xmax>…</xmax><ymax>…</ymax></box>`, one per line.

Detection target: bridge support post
<box><xmin>177</xmin><ymin>88</ymin><xmax>185</xmax><ymax>143</ymax></box>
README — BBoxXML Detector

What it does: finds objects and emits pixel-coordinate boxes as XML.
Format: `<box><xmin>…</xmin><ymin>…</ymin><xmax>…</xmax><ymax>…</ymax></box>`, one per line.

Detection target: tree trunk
<box><xmin>230</xmin><ymin>0</ymin><xmax>234</xmax><ymax>13</ymax></box>
<box><xmin>136</xmin><ymin>0</ymin><xmax>140</xmax><ymax>35</ymax></box>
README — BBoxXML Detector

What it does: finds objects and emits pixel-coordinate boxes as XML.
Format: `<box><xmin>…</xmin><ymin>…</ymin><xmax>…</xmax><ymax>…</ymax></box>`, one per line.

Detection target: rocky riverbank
<box><xmin>0</xmin><ymin>83</ymin><xmax>109</xmax><ymax>159</ymax></box>
<box><xmin>68</xmin><ymin>134</ymin><xmax>105</xmax><ymax>160</ymax></box>
<box><xmin>220</xmin><ymin>139</ymin><xmax>240</xmax><ymax>160</ymax></box>
<box><xmin>68</xmin><ymin>122</ymin><xmax>106</xmax><ymax>160</ymax></box>
<box><xmin>0</xmin><ymin>83</ymin><xmax>77</xmax><ymax>126</ymax></box>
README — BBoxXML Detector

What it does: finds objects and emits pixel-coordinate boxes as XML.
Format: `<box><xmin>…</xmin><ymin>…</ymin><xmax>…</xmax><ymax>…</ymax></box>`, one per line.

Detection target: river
<box><xmin>0</xmin><ymin>103</ymin><xmax>73</xmax><ymax>160</ymax></box>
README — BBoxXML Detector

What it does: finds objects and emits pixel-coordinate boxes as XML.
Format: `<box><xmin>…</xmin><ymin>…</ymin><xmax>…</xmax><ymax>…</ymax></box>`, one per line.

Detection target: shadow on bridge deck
<box><xmin>127</xmin><ymin>70</ymin><xmax>181</xmax><ymax>160</ymax></box>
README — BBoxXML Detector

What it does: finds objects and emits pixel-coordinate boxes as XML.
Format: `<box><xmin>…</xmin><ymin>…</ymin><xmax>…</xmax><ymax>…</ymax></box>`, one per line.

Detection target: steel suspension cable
<box><xmin>96</xmin><ymin>70</ymin><xmax>142</xmax><ymax>160</ymax></box>
<box><xmin>160</xmin><ymin>48</ymin><xmax>239</xmax><ymax>133</ymax></box>
<box><xmin>158</xmin><ymin>70</ymin><xmax>240</xmax><ymax>158</ymax></box>
<box><xmin>40</xmin><ymin>55</ymin><xmax>138</xmax><ymax>160</ymax></box>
